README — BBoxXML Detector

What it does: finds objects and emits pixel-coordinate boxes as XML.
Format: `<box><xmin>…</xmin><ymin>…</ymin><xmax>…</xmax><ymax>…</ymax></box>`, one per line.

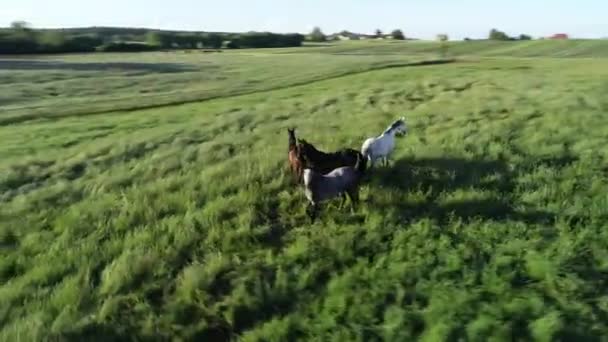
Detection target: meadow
<box><xmin>1</xmin><ymin>40</ymin><xmax>608</xmax><ymax>341</ymax></box>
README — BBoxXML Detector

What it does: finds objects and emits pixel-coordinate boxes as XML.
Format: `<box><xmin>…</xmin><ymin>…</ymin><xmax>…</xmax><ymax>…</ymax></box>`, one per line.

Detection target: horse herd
<box><xmin>287</xmin><ymin>118</ymin><xmax>408</xmax><ymax>222</ymax></box>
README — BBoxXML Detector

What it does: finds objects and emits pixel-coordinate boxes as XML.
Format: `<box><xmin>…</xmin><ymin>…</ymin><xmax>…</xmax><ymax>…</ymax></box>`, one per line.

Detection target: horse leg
<box><xmin>290</xmin><ymin>161</ymin><xmax>301</xmax><ymax>183</ymax></box>
<box><xmin>288</xmin><ymin>163</ymin><xmax>296</xmax><ymax>183</ymax></box>
<box><xmin>339</xmin><ymin>192</ymin><xmax>347</xmax><ymax>209</ymax></box>
<box><xmin>293</xmin><ymin>165</ymin><xmax>302</xmax><ymax>184</ymax></box>
<box><xmin>307</xmin><ymin>202</ymin><xmax>319</xmax><ymax>223</ymax></box>
<box><xmin>346</xmin><ymin>188</ymin><xmax>359</xmax><ymax>213</ymax></box>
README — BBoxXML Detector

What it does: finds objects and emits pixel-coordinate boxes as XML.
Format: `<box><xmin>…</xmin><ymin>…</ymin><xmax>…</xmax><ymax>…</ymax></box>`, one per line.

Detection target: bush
<box><xmin>202</xmin><ymin>33</ymin><xmax>223</xmax><ymax>49</ymax></box>
<box><xmin>391</xmin><ymin>29</ymin><xmax>405</xmax><ymax>40</ymax></box>
<box><xmin>489</xmin><ymin>29</ymin><xmax>511</xmax><ymax>41</ymax></box>
<box><xmin>237</xmin><ymin>33</ymin><xmax>304</xmax><ymax>49</ymax></box>
<box><xmin>309</xmin><ymin>27</ymin><xmax>326</xmax><ymax>42</ymax></box>
<box><xmin>63</xmin><ymin>35</ymin><xmax>103</xmax><ymax>52</ymax></box>
<box><xmin>0</xmin><ymin>25</ymin><xmax>304</xmax><ymax>54</ymax></box>
<box><xmin>436</xmin><ymin>34</ymin><xmax>449</xmax><ymax>42</ymax></box>
<box><xmin>96</xmin><ymin>42</ymin><xmax>159</xmax><ymax>52</ymax></box>
<box><xmin>0</xmin><ymin>34</ymin><xmax>39</xmax><ymax>54</ymax></box>
<box><xmin>224</xmin><ymin>40</ymin><xmax>240</xmax><ymax>49</ymax></box>
<box><xmin>0</xmin><ymin>27</ymin><xmax>103</xmax><ymax>54</ymax></box>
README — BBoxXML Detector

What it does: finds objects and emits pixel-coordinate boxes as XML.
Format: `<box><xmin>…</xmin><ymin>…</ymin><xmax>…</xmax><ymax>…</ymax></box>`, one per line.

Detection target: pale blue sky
<box><xmin>1</xmin><ymin>0</ymin><xmax>606</xmax><ymax>39</ymax></box>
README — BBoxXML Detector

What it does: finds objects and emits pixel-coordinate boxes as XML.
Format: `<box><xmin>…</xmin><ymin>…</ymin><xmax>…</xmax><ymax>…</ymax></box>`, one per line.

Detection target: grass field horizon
<box><xmin>2</xmin><ymin>41</ymin><xmax>608</xmax><ymax>340</ymax></box>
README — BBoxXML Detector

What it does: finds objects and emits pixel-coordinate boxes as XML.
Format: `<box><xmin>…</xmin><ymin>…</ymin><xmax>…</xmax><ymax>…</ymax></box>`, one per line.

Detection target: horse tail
<box><xmin>361</xmin><ymin>139</ymin><xmax>374</xmax><ymax>162</ymax></box>
<box><xmin>355</xmin><ymin>152</ymin><xmax>366</xmax><ymax>175</ymax></box>
<box><xmin>361</xmin><ymin>144</ymin><xmax>369</xmax><ymax>159</ymax></box>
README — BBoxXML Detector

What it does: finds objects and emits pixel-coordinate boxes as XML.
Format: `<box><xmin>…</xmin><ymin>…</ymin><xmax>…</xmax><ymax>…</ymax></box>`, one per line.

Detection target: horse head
<box><xmin>296</xmin><ymin>139</ymin><xmax>323</xmax><ymax>165</ymax></box>
<box><xmin>287</xmin><ymin>127</ymin><xmax>297</xmax><ymax>150</ymax></box>
<box><xmin>389</xmin><ymin>117</ymin><xmax>407</xmax><ymax>136</ymax></box>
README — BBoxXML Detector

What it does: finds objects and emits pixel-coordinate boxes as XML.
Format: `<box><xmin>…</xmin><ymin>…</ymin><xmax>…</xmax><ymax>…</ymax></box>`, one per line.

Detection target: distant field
<box><xmin>2</xmin><ymin>39</ymin><xmax>608</xmax><ymax>125</ymax></box>
<box><xmin>2</xmin><ymin>42</ymin><xmax>608</xmax><ymax>340</ymax></box>
<box><xmin>0</xmin><ymin>51</ymin><xmax>427</xmax><ymax>124</ymax></box>
<box><xmin>295</xmin><ymin>39</ymin><xmax>608</xmax><ymax>57</ymax></box>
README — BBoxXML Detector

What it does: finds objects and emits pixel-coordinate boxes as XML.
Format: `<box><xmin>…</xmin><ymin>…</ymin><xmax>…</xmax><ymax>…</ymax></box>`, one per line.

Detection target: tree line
<box><xmin>0</xmin><ymin>22</ymin><xmax>304</xmax><ymax>54</ymax></box>
<box><xmin>308</xmin><ymin>27</ymin><xmax>407</xmax><ymax>42</ymax></box>
<box><xmin>488</xmin><ymin>28</ymin><xmax>532</xmax><ymax>41</ymax></box>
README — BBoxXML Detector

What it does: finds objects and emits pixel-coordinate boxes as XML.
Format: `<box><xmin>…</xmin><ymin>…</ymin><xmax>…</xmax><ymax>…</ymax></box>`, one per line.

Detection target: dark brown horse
<box><xmin>296</xmin><ymin>138</ymin><xmax>367</xmax><ymax>176</ymax></box>
<box><xmin>287</xmin><ymin>128</ymin><xmax>304</xmax><ymax>183</ymax></box>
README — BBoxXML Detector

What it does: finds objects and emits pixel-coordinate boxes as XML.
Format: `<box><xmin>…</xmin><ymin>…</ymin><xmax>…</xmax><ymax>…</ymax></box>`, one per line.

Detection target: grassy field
<box><xmin>293</xmin><ymin>39</ymin><xmax>608</xmax><ymax>58</ymax></box>
<box><xmin>0</xmin><ymin>51</ymin><xmax>432</xmax><ymax>125</ymax></box>
<box><xmin>2</xmin><ymin>41</ymin><xmax>608</xmax><ymax>341</ymax></box>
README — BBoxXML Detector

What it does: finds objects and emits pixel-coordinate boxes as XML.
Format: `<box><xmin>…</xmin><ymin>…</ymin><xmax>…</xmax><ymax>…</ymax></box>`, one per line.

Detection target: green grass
<box><xmin>0</xmin><ymin>51</ymin><xmax>433</xmax><ymax>125</ymax></box>
<box><xmin>2</xmin><ymin>44</ymin><xmax>608</xmax><ymax>341</ymax></box>
<box><xmin>2</xmin><ymin>39</ymin><xmax>608</xmax><ymax>125</ymax></box>
<box><xmin>298</xmin><ymin>39</ymin><xmax>608</xmax><ymax>58</ymax></box>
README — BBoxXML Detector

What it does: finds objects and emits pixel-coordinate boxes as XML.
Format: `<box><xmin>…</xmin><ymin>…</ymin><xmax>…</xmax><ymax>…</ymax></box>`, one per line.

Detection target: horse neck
<box><xmin>304</xmin><ymin>144</ymin><xmax>328</xmax><ymax>159</ymax></box>
<box><xmin>381</xmin><ymin>129</ymin><xmax>397</xmax><ymax>139</ymax></box>
<box><xmin>288</xmin><ymin>133</ymin><xmax>297</xmax><ymax>150</ymax></box>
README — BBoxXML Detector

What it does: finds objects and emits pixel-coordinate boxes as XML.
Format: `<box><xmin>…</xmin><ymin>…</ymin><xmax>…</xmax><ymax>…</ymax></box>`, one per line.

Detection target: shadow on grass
<box><xmin>368</xmin><ymin>156</ymin><xmax>559</xmax><ymax>225</ymax></box>
<box><xmin>0</xmin><ymin>60</ymin><xmax>199</xmax><ymax>73</ymax></box>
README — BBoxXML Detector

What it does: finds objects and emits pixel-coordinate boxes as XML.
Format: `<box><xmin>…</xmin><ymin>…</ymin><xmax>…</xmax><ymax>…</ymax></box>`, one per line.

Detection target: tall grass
<box><xmin>1</xmin><ymin>50</ymin><xmax>608</xmax><ymax>340</ymax></box>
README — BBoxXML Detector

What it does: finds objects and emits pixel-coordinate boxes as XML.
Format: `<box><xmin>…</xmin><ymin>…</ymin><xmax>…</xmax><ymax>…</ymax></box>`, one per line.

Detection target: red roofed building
<box><xmin>550</xmin><ymin>33</ymin><xmax>569</xmax><ymax>40</ymax></box>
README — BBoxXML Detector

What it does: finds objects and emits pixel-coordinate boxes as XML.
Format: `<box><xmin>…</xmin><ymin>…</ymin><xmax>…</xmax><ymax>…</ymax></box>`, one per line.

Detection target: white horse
<box><xmin>361</xmin><ymin>117</ymin><xmax>407</xmax><ymax>167</ymax></box>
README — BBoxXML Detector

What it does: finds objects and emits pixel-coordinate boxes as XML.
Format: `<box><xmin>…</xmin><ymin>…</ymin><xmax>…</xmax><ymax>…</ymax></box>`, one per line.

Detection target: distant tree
<box><xmin>235</xmin><ymin>32</ymin><xmax>304</xmax><ymax>48</ymax></box>
<box><xmin>156</xmin><ymin>32</ymin><xmax>176</xmax><ymax>49</ymax></box>
<box><xmin>489</xmin><ymin>28</ymin><xmax>510</xmax><ymax>41</ymax></box>
<box><xmin>9</xmin><ymin>20</ymin><xmax>36</xmax><ymax>40</ymax></box>
<box><xmin>145</xmin><ymin>32</ymin><xmax>163</xmax><ymax>47</ymax></box>
<box><xmin>391</xmin><ymin>29</ymin><xmax>405</xmax><ymax>40</ymax></box>
<box><xmin>63</xmin><ymin>35</ymin><xmax>103</xmax><ymax>52</ymax></box>
<box><xmin>39</xmin><ymin>31</ymin><xmax>67</xmax><ymax>51</ymax></box>
<box><xmin>10</xmin><ymin>21</ymin><xmax>31</xmax><ymax>31</ymax></box>
<box><xmin>518</xmin><ymin>34</ymin><xmax>532</xmax><ymax>40</ymax></box>
<box><xmin>375</xmin><ymin>29</ymin><xmax>383</xmax><ymax>38</ymax></box>
<box><xmin>436</xmin><ymin>34</ymin><xmax>449</xmax><ymax>58</ymax></box>
<box><xmin>204</xmin><ymin>33</ymin><xmax>223</xmax><ymax>49</ymax></box>
<box><xmin>96</xmin><ymin>41</ymin><xmax>158</xmax><ymax>52</ymax></box>
<box><xmin>464</xmin><ymin>37</ymin><xmax>472</xmax><ymax>41</ymax></box>
<box><xmin>177</xmin><ymin>34</ymin><xmax>201</xmax><ymax>49</ymax></box>
<box><xmin>436</xmin><ymin>34</ymin><xmax>449</xmax><ymax>42</ymax></box>
<box><xmin>0</xmin><ymin>21</ymin><xmax>38</xmax><ymax>53</ymax></box>
<box><xmin>224</xmin><ymin>39</ymin><xmax>240</xmax><ymax>49</ymax></box>
<box><xmin>309</xmin><ymin>27</ymin><xmax>326</xmax><ymax>42</ymax></box>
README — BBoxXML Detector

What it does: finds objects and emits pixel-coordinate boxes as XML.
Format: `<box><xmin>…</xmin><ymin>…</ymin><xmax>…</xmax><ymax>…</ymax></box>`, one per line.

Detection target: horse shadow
<box><xmin>366</xmin><ymin>156</ymin><xmax>557</xmax><ymax>225</ymax></box>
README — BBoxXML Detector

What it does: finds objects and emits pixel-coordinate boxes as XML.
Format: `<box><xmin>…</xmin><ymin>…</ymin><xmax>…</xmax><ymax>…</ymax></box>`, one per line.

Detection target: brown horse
<box><xmin>296</xmin><ymin>138</ymin><xmax>367</xmax><ymax>176</ymax></box>
<box><xmin>287</xmin><ymin>128</ymin><xmax>304</xmax><ymax>183</ymax></box>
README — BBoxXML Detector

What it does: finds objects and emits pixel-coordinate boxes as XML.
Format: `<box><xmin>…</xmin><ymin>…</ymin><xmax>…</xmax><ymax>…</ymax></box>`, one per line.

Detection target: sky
<box><xmin>1</xmin><ymin>0</ymin><xmax>606</xmax><ymax>40</ymax></box>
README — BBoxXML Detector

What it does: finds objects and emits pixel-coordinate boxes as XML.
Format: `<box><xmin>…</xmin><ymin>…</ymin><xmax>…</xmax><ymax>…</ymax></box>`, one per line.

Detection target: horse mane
<box><xmin>288</xmin><ymin>128</ymin><xmax>297</xmax><ymax>151</ymax></box>
<box><xmin>297</xmin><ymin>139</ymin><xmax>324</xmax><ymax>156</ymax></box>
<box><xmin>383</xmin><ymin>119</ymin><xmax>404</xmax><ymax>134</ymax></box>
